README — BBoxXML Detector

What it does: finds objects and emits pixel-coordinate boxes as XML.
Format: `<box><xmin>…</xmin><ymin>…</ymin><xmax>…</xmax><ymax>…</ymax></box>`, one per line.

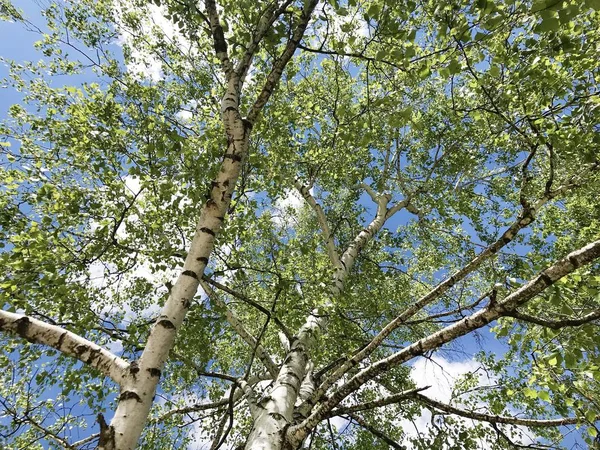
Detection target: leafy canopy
<box><xmin>0</xmin><ymin>0</ymin><xmax>599</xmax><ymax>448</ymax></box>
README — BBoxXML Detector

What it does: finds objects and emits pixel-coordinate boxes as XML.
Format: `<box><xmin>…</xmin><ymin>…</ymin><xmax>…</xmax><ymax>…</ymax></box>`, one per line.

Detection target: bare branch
<box><xmin>0</xmin><ymin>310</ymin><xmax>128</xmax><ymax>385</ymax></box>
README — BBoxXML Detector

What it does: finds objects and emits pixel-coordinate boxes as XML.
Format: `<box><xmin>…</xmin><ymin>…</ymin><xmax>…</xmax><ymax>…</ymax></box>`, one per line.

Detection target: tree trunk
<box><xmin>100</xmin><ymin>79</ymin><xmax>250</xmax><ymax>450</ymax></box>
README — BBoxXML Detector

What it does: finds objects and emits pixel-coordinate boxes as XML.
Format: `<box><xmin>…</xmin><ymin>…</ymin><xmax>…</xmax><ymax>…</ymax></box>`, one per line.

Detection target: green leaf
<box><xmin>524</xmin><ymin>388</ymin><xmax>538</xmax><ymax>399</ymax></box>
<box><xmin>536</xmin><ymin>17</ymin><xmax>560</xmax><ymax>32</ymax></box>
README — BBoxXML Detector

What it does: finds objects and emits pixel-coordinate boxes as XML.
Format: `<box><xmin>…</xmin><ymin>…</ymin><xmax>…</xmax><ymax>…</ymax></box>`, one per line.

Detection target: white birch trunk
<box><xmin>100</xmin><ymin>78</ymin><xmax>249</xmax><ymax>450</ymax></box>
<box><xmin>244</xmin><ymin>193</ymin><xmax>395</xmax><ymax>450</ymax></box>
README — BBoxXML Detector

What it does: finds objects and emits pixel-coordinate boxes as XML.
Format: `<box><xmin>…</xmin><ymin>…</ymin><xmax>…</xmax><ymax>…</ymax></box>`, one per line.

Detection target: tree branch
<box><xmin>200</xmin><ymin>280</ymin><xmax>279</xmax><ymax>378</ymax></box>
<box><xmin>311</xmin><ymin>163</ymin><xmax>600</xmax><ymax>406</ymax></box>
<box><xmin>414</xmin><ymin>393</ymin><xmax>591</xmax><ymax>427</ymax></box>
<box><xmin>295</xmin><ymin>180</ymin><xmax>341</xmax><ymax>269</ymax></box>
<box><xmin>202</xmin><ymin>274</ymin><xmax>291</xmax><ymax>339</ymax></box>
<box><xmin>204</xmin><ymin>0</ymin><xmax>234</xmax><ymax>76</ymax></box>
<box><xmin>0</xmin><ymin>310</ymin><xmax>128</xmax><ymax>385</ymax></box>
<box><xmin>506</xmin><ymin>309</ymin><xmax>600</xmax><ymax>329</ymax></box>
<box><xmin>289</xmin><ymin>239</ymin><xmax>600</xmax><ymax>440</ymax></box>
<box><xmin>246</xmin><ymin>0</ymin><xmax>319</xmax><ymax>125</ymax></box>
<box><xmin>347</xmin><ymin>413</ymin><xmax>404</xmax><ymax>449</ymax></box>
<box><xmin>235</xmin><ymin>0</ymin><xmax>295</xmax><ymax>83</ymax></box>
<box><xmin>325</xmin><ymin>386</ymin><xmax>429</xmax><ymax>417</ymax></box>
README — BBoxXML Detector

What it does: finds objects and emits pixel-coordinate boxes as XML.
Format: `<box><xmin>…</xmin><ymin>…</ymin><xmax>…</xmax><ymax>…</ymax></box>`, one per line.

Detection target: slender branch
<box><xmin>202</xmin><ymin>275</ymin><xmax>291</xmax><ymax>339</ymax></box>
<box><xmin>200</xmin><ymin>280</ymin><xmax>279</xmax><ymax>378</ymax></box>
<box><xmin>347</xmin><ymin>413</ymin><xmax>404</xmax><ymax>449</ymax></box>
<box><xmin>506</xmin><ymin>309</ymin><xmax>600</xmax><ymax>329</ymax></box>
<box><xmin>325</xmin><ymin>386</ymin><xmax>429</xmax><ymax>417</ymax></box>
<box><xmin>359</xmin><ymin>182</ymin><xmax>379</xmax><ymax>202</ymax></box>
<box><xmin>157</xmin><ymin>372</ymin><xmax>270</xmax><ymax>421</ymax></box>
<box><xmin>296</xmin><ymin>180</ymin><xmax>341</xmax><ymax>268</ymax></box>
<box><xmin>0</xmin><ymin>310</ymin><xmax>128</xmax><ymax>385</ymax></box>
<box><xmin>415</xmin><ymin>393</ymin><xmax>592</xmax><ymax>427</ymax></box>
<box><xmin>72</xmin><ymin>433</ymin><xmax>100</xmax><ymax>448</ymax></box>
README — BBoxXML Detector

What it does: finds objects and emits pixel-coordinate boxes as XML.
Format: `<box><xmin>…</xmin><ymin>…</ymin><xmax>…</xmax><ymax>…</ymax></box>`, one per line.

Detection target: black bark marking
<box><xmin>87</xmin><ymin>347</ymin><xmax>102</xmax><ymax>364</ymax></box>
<box><xmin>223</xmin><ymin>153</ymin><xmax>242</xmax><ymax>162</ymax></box>
<box><xmin>97</xmin><ymin>413</ymin><xmax>115</xmax><ymax>450</ymax></box>
<box><xmin>182</xmin><ymin>298</ymin><xmax>191</xmax><ymax>309</ymax></box>
<box><xmin>539</xmin><ymin>273</ymin><xmax>553</xmax><ymax>285</ymax></box>
<box><xmin>157</xmin><ymin>319</ymin><xmax>176</xmax><ymax>329</ymax></box>
<box><xmin>199</xmin><ymin>227</ymin><xmax>216</xmax><ymax>236</ymax></box>
<box><xmin>57</xmin><ymin>331</ymin><xmax>67</xmax><ymax>349</ymax></box>
<box><xmin>196</xmin><ymin>257</ymin><xmax>209</xmax><ymax>264</ymax></box>
<box><xmin>147</xmin><ymin>368</ymin><xmax>161</xmax><ymax>378</ymax></box>
<box><xmin>280</xmin><ymin>380</ymin><xmax>299</xmax><ymax>392</ymax></box>
<box><xmin>129</xmin><ymin>360</ymin><xmax>140</xmax><ymax>375</ymax></box>
<box><xmin>215</xmin><ymin>216</ymin><xmax>225</xmax><ymax>222</ymax></box>
<box><xmin>568</xmin><ymin>255</ymin><xmax>580</xmax><ymax>269</ymax></box>
<box><xmin>182</xmin><ymin>270</ymin><xmax>199</xmax><ymax>280</ymax></box>
<box><xmin>74</xmin><ymin>344</ymin><xmax>87</xmax><ymax>356</ymax></box>
<box><xmin>15</xmin><ymin>316</ymin><xmax>30</xmax><ymax>338</ymax></box>
<box><xmin>283</xmin><ymin>371</ymin><xmax>301</xmax><ymax>382</ymax></box>
<box><xmin>119</xmin><ymin>391</ymin><xmax>142</xmax><ymax>402</ymax></box>
<box><xmin>213</xmin><ymin>26</ymin><xmax>227</xmax><ymax>54</ymax></box>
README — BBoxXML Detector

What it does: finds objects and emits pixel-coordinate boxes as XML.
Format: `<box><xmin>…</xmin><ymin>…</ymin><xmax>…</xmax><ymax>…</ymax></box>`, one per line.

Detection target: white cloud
<box><xmin>270</xmin><ymin>188</ymin><xmax>309</xmax><ymax>227</ymax></box>
<box><xmin>394</xmin><ymin>355</ymin><xmax>535</xmax><ymax>449</ymax></box>
<box><xmin>410</xmin><ymin>355</ymin><xmax>492</xmax><ymax>403</ymax></box>
<box><xmin>114</xmin><ymin>3</ymin><xmax>190</xmax><ymax>82</ymax></box>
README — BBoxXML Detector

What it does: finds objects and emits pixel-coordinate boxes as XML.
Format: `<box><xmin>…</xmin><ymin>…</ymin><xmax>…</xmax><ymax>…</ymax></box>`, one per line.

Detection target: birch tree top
<box><xmin>0</xmin><ymin>0</ymin><xmax>599</xmax><ymax>448</ymax></box>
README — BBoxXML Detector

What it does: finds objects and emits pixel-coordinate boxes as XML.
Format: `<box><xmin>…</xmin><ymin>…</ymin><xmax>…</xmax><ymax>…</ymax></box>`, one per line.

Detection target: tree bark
<box><xmin>103</xmin><ymin>74</ymin><xmax>250</xmax><ymax>450</ymax></box>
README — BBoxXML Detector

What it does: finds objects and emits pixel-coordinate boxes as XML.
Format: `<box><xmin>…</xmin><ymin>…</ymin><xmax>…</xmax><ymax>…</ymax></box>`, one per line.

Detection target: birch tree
<box><xmin>1</xmin><ymin>0</ymin><xmax>600</xmax><ymax>449</ymax></box>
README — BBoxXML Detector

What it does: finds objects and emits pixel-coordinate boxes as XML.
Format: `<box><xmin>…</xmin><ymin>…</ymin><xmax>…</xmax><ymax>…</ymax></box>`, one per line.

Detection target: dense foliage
<box><xmin>1</xmin><ymin>0</ymin><xmax>599</xmax><ymax>449</ymax></box>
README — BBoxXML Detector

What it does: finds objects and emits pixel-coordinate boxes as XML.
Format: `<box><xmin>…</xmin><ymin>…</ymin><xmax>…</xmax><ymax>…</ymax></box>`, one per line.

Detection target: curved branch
<box><xmin>506</xmin><ymin>309</ymin><xmax>600</xmax><ymax>329</ymax></box>
<box><xmin>415</xmin><ymin>393</ymin><xmax>591</xmax><ymax>427</ymax></box>
<box><xmin>0</xmin><ymin>310</ymin><xmax>128</xmax><ymax>385</ymax></box>
<box><xmin>295</xmin><ymin>180</ymin><xmax>341</xmax><ymax>268</ymax></box>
